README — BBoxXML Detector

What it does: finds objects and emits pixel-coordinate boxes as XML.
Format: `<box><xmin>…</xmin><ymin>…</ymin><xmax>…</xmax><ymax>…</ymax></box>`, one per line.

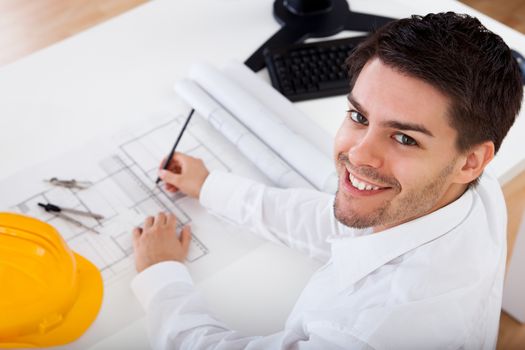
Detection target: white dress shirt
<box><xmin>131</xmin><ymin>170</ymin><xmax>507</xmax><ymax>350</ymax></box>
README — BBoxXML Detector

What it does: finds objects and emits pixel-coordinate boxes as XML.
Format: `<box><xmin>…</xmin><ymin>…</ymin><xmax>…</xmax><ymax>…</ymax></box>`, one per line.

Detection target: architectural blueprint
<box><xmin>0</xmin><ymin>62</ymin><xmax>336</xmax><ymax>348</ymax></box>
<box><xmin>0</xmin><ymin>112</ymin><xmax>269</xmax><ymax>349</ymax></box>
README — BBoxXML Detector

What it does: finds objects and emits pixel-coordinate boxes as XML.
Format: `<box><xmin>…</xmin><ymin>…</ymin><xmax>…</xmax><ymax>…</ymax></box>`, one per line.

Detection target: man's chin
<box><xmin>333</xmin><ymin>199</ymin><xmax>374</xmax><ymax>229</ymax></box>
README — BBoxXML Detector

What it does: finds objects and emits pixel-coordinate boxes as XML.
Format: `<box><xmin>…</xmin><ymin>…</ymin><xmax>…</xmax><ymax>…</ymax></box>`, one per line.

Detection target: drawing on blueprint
<box><xmin>8</xmin><ymin>114</ymin><xmax>232</xmax><ymax>284</ymax></box>
<box><xmin>0</xmin><ymin>111</ymin><xmax>277</xmax><ymax>349</ymax></box>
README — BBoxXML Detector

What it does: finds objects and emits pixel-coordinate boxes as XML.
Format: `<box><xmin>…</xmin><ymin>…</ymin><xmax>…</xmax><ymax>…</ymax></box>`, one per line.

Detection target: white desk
<box><xmin>1</xmin><ymin>0</ymin><xmax>525</xmax><ymax>348</ymax></box>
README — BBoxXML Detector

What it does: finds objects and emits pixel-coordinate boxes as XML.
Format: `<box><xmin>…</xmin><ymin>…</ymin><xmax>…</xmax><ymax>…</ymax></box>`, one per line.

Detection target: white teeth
<box><xmin>348</xmin><ymin>173</ymin><xmax>381</xmax><ymax>191</ymax></box>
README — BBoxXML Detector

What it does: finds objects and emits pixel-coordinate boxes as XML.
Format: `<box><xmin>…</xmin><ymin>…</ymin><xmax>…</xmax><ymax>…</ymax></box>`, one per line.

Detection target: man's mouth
<box><xmin>344</xmin><ymin>169</ymin><xmax>391</xmax><ymax>193</ymax></box>
<box><xmin>349</xmin><ymin>172</ymin><xmax>383</xmax><ymax>190</ymax></box>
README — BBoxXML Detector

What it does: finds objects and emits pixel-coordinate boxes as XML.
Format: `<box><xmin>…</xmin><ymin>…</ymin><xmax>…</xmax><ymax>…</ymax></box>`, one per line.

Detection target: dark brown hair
<box><xmin>346</xmin><ymin>12</ymin><xmax>523</xmax><ymax>154</ymax></box>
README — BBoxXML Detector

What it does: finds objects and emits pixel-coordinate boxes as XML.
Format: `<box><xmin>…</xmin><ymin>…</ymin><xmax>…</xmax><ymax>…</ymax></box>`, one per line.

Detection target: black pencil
<box><xmin>155</xmin><ymin>109</ymin><xmax>195</xmax><ymax>184</ymax></box>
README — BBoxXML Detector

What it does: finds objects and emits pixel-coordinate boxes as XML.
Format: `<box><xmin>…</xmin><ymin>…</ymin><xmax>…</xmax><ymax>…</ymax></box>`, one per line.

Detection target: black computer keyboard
<box><xmin>264</xmin><ymin>35</ymin><xmax>368</xmax><ymax>102</ymax></box>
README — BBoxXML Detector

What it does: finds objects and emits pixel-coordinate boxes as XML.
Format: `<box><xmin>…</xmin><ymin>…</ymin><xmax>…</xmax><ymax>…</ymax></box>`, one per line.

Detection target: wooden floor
<box><xmin>0</xmin><ymin>0</ymin><xmax>147</xmax><ymax>66</ymax></box>
<box><xmin>1</xmin><ymin>0</ymin><xmax>524</xmax><ymax>348</ymax></box>
<box><xmin>459</xmin><ymin>2</ymin><xmax>525</xmax><ymax>349</ymax></box>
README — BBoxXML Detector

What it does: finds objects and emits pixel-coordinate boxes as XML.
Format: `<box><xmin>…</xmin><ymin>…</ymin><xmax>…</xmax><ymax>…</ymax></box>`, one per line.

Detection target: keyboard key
<box><xmin>264</xmin><ymin>35</ymin><xmax>368</xmax><ymax>101</ymax></box>
<box><xmin>319</xmin><ymin>79</ymin><xmax>347</xmax><ymax>91</ymax></box>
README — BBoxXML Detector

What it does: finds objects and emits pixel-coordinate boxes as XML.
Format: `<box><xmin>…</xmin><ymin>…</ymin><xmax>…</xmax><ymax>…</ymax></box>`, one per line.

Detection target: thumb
<box><xmin>159</xmin><ymin>169</ymin><xmax>181</xmax><ymax>186</ymax></box>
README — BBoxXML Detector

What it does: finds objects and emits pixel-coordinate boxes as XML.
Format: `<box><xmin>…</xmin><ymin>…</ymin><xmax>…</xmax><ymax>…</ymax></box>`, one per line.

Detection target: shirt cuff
<box><xmin>200</xmin><ymin>170</ymin><xmax>254</xmax><ymax>213</ymax></box>
<box><xmin>131</xmin><ymin>261</ymin><xmax>193</xmax><ymax>310</ymax></box>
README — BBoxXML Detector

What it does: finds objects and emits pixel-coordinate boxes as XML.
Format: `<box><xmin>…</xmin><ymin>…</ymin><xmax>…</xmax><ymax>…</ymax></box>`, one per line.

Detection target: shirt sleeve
<box><xmin>131</xmin><ymin>262</ymin><xmax>375</xmax><ymax>350</ymax></box>
<box><xmin>199</xmin><ymin>171</ymin><xmax>343</xmax><ymax>262</ymax></box>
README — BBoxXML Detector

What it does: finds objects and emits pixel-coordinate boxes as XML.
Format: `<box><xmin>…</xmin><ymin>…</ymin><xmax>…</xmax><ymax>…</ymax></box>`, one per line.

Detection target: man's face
<box><xmin>334</xmin><ymin>58</ymin><xmax>466</xmax><ymax>232</ymax></box>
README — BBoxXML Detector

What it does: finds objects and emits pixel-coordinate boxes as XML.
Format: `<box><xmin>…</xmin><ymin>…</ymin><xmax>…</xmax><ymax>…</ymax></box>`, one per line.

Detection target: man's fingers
<box><xmin>159</xmin><ymin>156</ymin><xmax>168</xmax><ymax>169</ymax></box>
<box><xmin>132</xmin><ymin>227</ymin><xmax>142</xmax><ymax>239</ymax></box>
<box><xmin>158</xmin><ymin>169</ymin><xmax>182</xmax><ymax>186</ymax></box>
<box><xmin>155</xmin><ymin>212</ymin><xmax>167</xmax><ymax>226</ymax></box>
<box><xmin>180</xmin><ymin>225</ymin><xmax>192</xmax><ymax>253</ymax></box>
<box><xmin>159</xmin><ymin>154</ymin><xmax>181</xmax><ymax>174</ymax></box>
<box><xmin>172</xmin><ymin>152</ymin><xmax>186</xmax><ymax>163</ymax></box>
<box><xmin>132</xmin><ymin>227</ymin><xmax>142</xmax><ymax>250</ymax></box>
<box><xmin>165</xmin><ymin>183</ymin><xmax>178</xmax><ymax>193</ymax></box>
<box><xmin>166</xmin><ymin>213</ymin><xmax>177</xmax><ymax>227</ymax></box>
<box><xmin>132</xmin><ymin>227</ymin><xmax>142</xmax><ymax>253</ymax></box>
<box><xmin>166</xmin><ymin>152</ymin><xmax>186</xmax><ymax>172</ymax></box>
<box><xmin>158</xmin><ymin>153</ymin><xmax>197</xmax><ymax>183</ymax></box>
<box><xmin>144</xmin><ymin>216</ymin><xmax>154</xmax><ymax>228</ymax></box>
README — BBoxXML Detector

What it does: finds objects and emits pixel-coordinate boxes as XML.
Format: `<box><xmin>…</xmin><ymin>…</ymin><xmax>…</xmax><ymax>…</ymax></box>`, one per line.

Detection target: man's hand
<box><xmin>158</xmin><ymin>152</ymin><xmax>209</xmax><ymax>199</ymax></box>
<box><xmin>132</xmin><ymin>212</ymin><xmax>192</xmax><ymax>273</ymax></box>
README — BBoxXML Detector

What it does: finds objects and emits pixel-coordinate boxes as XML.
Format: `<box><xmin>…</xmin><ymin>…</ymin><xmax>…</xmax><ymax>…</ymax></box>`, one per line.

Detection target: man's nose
<box><xmin>347</xmin><ymin>131</ymin><xmax>383</xmax><ymax>169</ymax></box>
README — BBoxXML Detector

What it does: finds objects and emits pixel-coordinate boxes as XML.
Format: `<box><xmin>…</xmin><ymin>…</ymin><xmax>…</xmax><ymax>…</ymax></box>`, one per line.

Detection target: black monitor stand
<box><xmin>245</xmin><ymin>0</ymin><xmax>395</xmax><ymax>72</ymax></box>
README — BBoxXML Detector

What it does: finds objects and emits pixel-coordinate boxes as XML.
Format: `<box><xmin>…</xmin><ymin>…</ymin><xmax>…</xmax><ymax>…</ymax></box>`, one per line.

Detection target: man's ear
<box><xmin>455</xmin><ymin>141</ymin><xmax>495</xmax><ymax>184</ymax></box>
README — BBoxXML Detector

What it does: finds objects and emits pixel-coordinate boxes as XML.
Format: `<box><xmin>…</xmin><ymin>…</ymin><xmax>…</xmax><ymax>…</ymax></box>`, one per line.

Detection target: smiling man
<box><xmin>334</xmin><ymin>56</ymin><xmax>484</xmax><ymax>232</ymax></box>
<box><xmin>131</xmin><ymin>12</ymin><xmax>523</xmax><ymax>350</ymax></box>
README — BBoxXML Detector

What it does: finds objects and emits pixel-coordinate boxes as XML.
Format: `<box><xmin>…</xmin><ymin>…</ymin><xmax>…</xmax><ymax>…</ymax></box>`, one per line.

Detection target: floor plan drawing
<box><xmin>7</xmin><ymin>113</ymin><xmax>239</xmax><ymax>285</ymax></box>
<box><xmin>0</xmin><ymin>112</ymin><xmax>272</xmax><ymax>348</ymax></box>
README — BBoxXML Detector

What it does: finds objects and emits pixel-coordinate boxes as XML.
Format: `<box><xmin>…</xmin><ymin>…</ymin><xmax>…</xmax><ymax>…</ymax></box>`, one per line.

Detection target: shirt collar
<box><xmin>328</xmin><ymin>189</ymin><xmax>474</xmax><ymax>289</ymax></box>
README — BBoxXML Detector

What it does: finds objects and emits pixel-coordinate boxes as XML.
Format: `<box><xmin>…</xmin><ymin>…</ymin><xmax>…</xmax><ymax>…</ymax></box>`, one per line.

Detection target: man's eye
<box><xmin>393</xmin><ymin>133</ymin><xmax>418</xmax><ymax>146</ymax></box>
<box><xmin>348</xmin><ymin>110</ymin><xmax>368</xmax><ymax>125</ymax></box>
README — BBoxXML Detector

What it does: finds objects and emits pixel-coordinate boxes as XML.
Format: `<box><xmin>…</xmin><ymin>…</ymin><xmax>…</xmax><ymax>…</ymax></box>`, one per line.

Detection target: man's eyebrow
<box><xmin>382</xmin><ymin>120</ymin><xmax>434</xmax><ymax>137</ymax></box>
<box><xmin>347</xmin><ymin>93</ymin><xmax>434</xmax><ymax>137</ymax></box>
<box><xmin>347</xmin><ymin>93</ymin><xmax>368</xmax><ymax>115</ymax></box>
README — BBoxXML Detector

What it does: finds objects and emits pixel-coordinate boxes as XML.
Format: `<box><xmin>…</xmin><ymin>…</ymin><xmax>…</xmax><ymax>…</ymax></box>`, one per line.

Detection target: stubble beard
<box><xmin>333</xmin><ymin>162</ymin><xmax>455</xmax><ymax>229</ymax></box>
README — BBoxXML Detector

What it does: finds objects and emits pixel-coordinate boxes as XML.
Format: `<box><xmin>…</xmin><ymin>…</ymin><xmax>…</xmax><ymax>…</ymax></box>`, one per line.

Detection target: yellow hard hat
<box><xmin>0</xmin><ymin>212</ymin><xmax>103</xmax><ymax>348</ymax></box>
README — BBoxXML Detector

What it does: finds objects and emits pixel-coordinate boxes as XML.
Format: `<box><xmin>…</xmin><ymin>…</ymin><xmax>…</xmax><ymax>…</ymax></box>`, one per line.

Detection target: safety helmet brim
<box><xmin>2</xmin><ymin>252</ymin><xmax>103</xmax><ymax>348</ymax></box>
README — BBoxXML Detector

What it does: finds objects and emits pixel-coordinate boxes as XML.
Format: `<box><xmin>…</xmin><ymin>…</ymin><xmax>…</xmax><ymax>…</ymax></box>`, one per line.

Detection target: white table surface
<box><xmin>1</xmin><ymin>0</ymin><xmax>525</xmax><ymax>348</ymax></box>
